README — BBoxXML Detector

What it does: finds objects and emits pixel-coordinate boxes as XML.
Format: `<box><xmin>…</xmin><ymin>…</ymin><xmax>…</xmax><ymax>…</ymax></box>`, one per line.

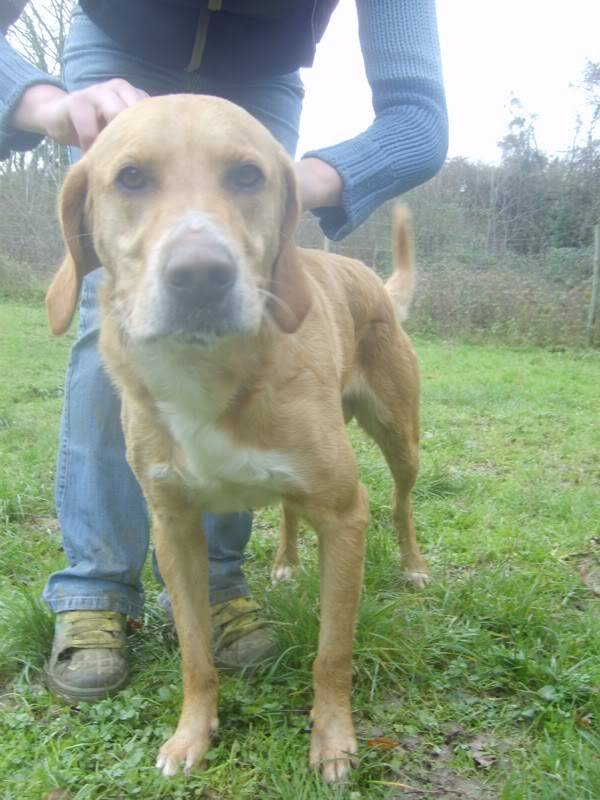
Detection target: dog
<box><xmin>46</xmin><ymin>94</ymin><xmax>428</xmax><ymax>783</ymax></box>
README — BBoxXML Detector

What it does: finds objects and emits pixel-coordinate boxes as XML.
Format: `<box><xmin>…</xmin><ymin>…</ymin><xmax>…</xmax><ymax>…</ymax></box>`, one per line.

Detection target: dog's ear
<box><xmin>46</xmin><ymin>159</ymin><xmax>98</xmax><ymax>335</ymax></box>
<box><xmin>268</xmin><ymin>160</ymin><xmax>312</xmax><ymax>333</ymax></box>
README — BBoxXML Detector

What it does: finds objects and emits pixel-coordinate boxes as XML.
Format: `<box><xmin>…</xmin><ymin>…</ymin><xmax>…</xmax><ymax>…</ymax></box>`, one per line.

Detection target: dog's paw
<box><xmin>271</xmin><ymin>563</ymin><xmax>297</xmax><ymax>584</ymax></box>
<box><xmin>156</xmin><ymin>720</ymin><xmax>217</xmax><ymax>777</ymax></box>
<box><xmin>403</xmin><ymin>570</ymin><xmax>431</xmax><ymax>589</ymax></box>
<box><xmin>309</xmin><ymin>718</ymin><xmax>357</xmax><ymax>784</ymax></box>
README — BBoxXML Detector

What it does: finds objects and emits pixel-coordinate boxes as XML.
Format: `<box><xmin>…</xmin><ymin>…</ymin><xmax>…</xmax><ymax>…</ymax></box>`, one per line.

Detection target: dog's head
<box><xmin>46</xmin><ymin>95</ymin><xmax>311</xmax><ymax>342</ymax></box>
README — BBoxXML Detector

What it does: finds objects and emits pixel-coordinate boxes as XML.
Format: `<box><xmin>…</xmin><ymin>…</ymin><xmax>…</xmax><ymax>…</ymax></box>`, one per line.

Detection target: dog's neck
<box><xmin>126</xmin><ymin>326</ymin><xmax>277</xmax><ymax>424</ymax></box>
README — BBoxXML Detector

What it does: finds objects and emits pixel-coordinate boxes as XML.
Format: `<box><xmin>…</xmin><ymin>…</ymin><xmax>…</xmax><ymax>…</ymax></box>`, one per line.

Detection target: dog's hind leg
<box><xmin>353</xmin><ymin>326</ymin><xmax>429</xmax><ymax>588</ymax></box>
<box><xmin>271</xmin><ymin>502</ymin><xmax>301</xmax><ymax>583</ymax></box>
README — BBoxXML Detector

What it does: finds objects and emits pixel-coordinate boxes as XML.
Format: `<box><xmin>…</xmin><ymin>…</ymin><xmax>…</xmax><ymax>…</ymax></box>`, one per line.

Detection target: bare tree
<box><xmin>582</xmin><ymin>60</ymin><xmax>600</xmax><ymax>133</ymax></box>
<box><xmin>7</xmin><ymin>0</ymin><xmax>73</xmax><ymax>76</ymax></box>
<box><xmin>0</xmin><ymin>1</ymin><xmax>75</xmax><ymax>271</ymax></box>
<box><xmin>2</xmin><ymin>0</ymin><xmax>74</xmax><ymax>178</ymax></box>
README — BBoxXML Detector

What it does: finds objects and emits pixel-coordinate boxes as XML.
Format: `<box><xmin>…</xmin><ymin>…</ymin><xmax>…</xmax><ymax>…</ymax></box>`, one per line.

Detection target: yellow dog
<box><xmin>47</xmin><ymin>95</ymin><xmax>427</xmax><ymax>783</ymax></box>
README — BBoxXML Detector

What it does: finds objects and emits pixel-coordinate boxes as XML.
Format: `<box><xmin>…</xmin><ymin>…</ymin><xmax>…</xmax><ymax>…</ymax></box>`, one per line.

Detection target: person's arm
<box><xmin>11</xmin><ymin>78</ymin><xmax>148</xmax><ymax>151</ymax></box>
<box><xmin>301</xmin><ymin>0</ymin><xmax>448</xmax><ymax>240</ymax></box>
<box><xmin>295</xmin><ymin>156</ymin><xmax>343</xmax><ymax>212</ymax></box>
<box><xmin>0</xmin><ymin>6</ymin><xmax>147</xmax><ymax>158</ymax></box>
<box><xmin>0</xmin><ymin>21</ymin><xmax>65</xmax><ymax>159</ymax></box>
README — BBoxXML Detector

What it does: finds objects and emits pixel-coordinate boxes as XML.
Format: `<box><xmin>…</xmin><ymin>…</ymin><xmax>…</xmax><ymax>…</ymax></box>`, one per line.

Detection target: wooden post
<box><xmin>588</xmin><ymin>223</ymin><xmax>600</xmax><ymax>345</ymax></box>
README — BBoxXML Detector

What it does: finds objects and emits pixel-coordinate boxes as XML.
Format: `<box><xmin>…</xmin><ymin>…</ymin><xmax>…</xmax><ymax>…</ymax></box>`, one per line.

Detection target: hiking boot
<box><xmin>159</xmin><ymin>591</ymin><xmax>277</xmax><ymax>673</ymax></box>
<box><xmin>212</xmin><ymin>597</ymin><xmax>278</xmax><ymax>672</ymax></box>
<box><xmin>45</xmin><ymin>610</ymin><xmax>129</xmax><ymax>703</ymax></box>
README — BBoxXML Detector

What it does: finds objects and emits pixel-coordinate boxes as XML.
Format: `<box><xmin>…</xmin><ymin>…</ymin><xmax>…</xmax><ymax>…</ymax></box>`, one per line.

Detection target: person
<box><xmin>0</xmin><ymin>0</ymin><xmax>448</xmax><ymax>702</ymax></box>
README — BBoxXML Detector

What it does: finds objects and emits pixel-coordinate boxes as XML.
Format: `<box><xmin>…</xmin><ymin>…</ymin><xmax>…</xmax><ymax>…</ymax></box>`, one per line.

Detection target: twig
<box><xmin>373</xmin><ymin>780</ymin><xmax>470</xmax><ymax>796</ymax></box>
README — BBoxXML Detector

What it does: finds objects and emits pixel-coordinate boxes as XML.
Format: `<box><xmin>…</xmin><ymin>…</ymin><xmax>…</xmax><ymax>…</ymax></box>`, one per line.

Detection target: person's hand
<box><xmin>11</xmin><ymin>79</ymin><xmax>148</xmax><ymax>151</ymax></box>
<box><xmin>294</xmin><ymin>157</ymin><xmax>342</xmax><ymax>211</ymax></box>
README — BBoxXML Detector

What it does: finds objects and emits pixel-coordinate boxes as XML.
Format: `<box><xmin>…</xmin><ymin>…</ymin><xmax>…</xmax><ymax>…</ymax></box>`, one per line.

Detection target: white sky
<box><xmin>298</xmin><ymin>0</ymin><xmax>600</xmax><ymax>164</ymax></box>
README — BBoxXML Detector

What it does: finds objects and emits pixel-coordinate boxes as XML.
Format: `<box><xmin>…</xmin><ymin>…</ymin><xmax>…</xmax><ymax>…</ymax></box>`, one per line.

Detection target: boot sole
<box><xmin>45</xmin><ymin>665</ymin><xmax>129</xmax><ymax>704</ymax></box>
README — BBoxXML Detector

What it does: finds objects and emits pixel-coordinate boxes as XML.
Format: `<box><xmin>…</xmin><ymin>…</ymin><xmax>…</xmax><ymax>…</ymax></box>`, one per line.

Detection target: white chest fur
<box><xmin>153</xmin><ymin>402</ymin><xmax>302</xmax><ymax>512</ymax></box>
<box><xmin>132</xmin><ymin>343</ymin><xmax>302</xmax><ymax>512</ymax></box>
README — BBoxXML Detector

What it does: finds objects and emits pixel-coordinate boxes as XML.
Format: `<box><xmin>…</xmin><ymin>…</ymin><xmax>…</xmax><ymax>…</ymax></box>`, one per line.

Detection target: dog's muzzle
<box><xmin>159</xmin><ymin>231</ymin><xmax>243</xmax><ymax>339</ymax></box>
<box><xmin>164</xmin><ymin>232</ymin><xmax>237</xmax><ymax>306</ymax></box>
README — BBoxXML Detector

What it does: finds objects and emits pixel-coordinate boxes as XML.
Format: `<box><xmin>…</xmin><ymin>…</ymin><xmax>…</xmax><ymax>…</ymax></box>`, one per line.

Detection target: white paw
<box><xmin>403</xmin><ymin>570</ymin><xmax>431</xmax><ymax>589</ymax></box>
<box><xmin>310</xmin><ymin>720</ymin><xmax>357</xmax><ymax>784</ymax></box>
<box><xmin>271</xmin><ymin>564</ymin><xmax>296</xmax><ymax>584</ymax></box>
<box><xmin>156</xmin><ymin>721</ymin><xmax>217</xmax><ymax>777</ymax></box>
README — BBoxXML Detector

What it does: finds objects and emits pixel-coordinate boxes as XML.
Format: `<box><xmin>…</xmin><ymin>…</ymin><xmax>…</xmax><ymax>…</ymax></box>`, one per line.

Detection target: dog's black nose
<box><xmin>164</xmin><ymin>235</ymin><xmax>237</xmax><ymax>305</ymax></box>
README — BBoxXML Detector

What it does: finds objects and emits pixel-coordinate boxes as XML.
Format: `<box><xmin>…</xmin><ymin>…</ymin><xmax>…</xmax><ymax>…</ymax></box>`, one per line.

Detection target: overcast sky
<box><xmin>298</xmin><ymin>0</ymin><xmax>600</xmax><ymax>163</ymax></box>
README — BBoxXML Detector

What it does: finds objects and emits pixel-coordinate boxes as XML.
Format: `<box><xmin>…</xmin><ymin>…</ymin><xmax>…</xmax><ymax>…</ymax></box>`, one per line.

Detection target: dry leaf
<box><xmin>31</xmin><ymin>515</ymin><xmax>60</xmax><ymax>533</ymax></box>
<box><xmin>367</xmin><ymin>736</ymin><xmax>401</xmax><ymax>750</ymax></box>
<box><xmin>580</xmin><ymin>561</ymin><xmax>600</xmax><ymax>597</ymax></box>
<box><xmin>468</xmin><ymin>735</ymin><xmax>497</xmax><ymax>769</ymax></box>
<box><xmin>575</xmin><ymin>711</ymin><xmax>593</xmax><ymax>729</ymax></box>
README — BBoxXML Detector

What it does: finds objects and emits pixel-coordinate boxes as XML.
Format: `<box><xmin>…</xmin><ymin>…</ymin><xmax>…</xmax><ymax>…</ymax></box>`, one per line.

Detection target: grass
<box><xmin>0</xmin><ymin>298</ymin><xmax>599</xmax><ymax>800</ymax></box>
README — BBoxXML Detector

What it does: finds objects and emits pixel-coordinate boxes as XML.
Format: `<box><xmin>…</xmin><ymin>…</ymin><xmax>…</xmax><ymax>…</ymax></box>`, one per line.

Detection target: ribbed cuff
<box><xmin>303</xmin><ymin>134</ymin><xmax>394</xmax><ymax>241</ymax></box>
<box><xmin>303</xmin><ymin>98</ymin><xmax>447</xmax><ymax>241</ymax></box>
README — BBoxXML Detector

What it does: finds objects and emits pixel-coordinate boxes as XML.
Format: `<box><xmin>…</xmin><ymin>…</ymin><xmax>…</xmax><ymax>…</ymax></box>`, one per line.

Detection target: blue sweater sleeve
<box><xmin>303</xmin><ymin>0</ymin><xmax>448</xmax><ymax>240</ymax></box>
<box><xmin>0</xmin><ymin>30</ymin><xmax>64</xmax><ymax>160</ymax></box>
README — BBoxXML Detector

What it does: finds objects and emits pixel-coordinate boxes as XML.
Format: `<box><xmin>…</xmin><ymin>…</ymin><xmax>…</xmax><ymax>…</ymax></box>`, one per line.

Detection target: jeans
<box><xmin>42</xmin><ymin>9</ymin><xmax>304</xmax><ymax>618</ymax></box>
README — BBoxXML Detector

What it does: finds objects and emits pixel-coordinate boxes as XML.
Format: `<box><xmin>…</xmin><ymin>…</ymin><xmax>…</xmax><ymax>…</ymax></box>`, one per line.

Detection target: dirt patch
<box><xmin>361</xmin><ymin>722</ymin><xmax>506</xmax><ymax>799</ymax></box>
<box><xmin>0</xmin><ymin>681</ymin><xmax>19</xmax><ymax>712</ymax></box>
<box><xmin>30</xmin><ymin>515</ymin><xmax>60</xmax><ymax>534</ymax></box>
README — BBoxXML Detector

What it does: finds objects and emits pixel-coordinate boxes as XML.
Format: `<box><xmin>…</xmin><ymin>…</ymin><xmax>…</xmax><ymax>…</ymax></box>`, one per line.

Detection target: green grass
<box><xmin>0</xmin><ymin>299</ymin><xmax>599</xmax><ymax>800</ymax></box>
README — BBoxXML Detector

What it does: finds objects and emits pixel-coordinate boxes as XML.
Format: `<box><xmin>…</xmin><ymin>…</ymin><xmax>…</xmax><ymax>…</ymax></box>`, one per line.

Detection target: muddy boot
<box><xmin>211</xmin><ymin>597</ymin><xmax>277</xmax><ymax>673</ymax></box>
<box><xmin>45</xmin><ymin>610</ymin><xmax>129</xmax><ymax>703</ymax></box>
<box><xmin>159</xmin><ymin>592</ymin><xmax>277</xmax><ymax>673</ymax></box>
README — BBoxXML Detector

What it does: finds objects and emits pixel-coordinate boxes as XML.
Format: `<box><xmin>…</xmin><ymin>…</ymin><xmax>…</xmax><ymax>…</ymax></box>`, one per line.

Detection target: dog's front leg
<box><xmin>304</xmin><ymin>482</ymin><xmax>369</xmax><ymax>783</ymax></box>
<box><xmin>150</xmin><ymin>494</ymin><xmax>218</xmax><ymax>777</ymax></box>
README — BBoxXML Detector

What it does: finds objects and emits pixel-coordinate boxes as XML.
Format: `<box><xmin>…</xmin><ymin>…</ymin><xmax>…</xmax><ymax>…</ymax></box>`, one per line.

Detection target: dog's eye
<box><xmin>228</xmin><ymin>163</ymin><xmax>264</xmax><ymax>191</ymax></box>
<box><xmin>116</xmin><ymin>166</ymin><xmax>149</xmax><ymax>192</ymax></box>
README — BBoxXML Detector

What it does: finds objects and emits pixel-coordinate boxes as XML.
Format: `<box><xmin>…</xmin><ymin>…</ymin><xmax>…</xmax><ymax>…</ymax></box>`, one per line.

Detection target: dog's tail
<box><xmin>385</xmin><ymin>206</ymin><xmax>416</xmax><ymax>322</ymax></box>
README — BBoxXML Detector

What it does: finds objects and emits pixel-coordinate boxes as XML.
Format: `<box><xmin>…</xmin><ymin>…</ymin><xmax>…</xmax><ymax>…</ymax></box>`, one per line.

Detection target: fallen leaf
<box><xmin>468</xmin><ymin>735</ymin><xmax>497</xmax><ymax>769</ymax></box>
<box><xmin>575</xmin><ymin>711</ymin><xmax>593</xmax><ymax>729</ymax></box>
<box><xmin>31</xmin><ymin>515</ymin><xmax>60</xmax><ymax>533</ymax></box>
<box><xmin>580</xmin><ymin>561</ymin><xmax>600</xmax><ymax>597</ymax></box>
<box><xmin>43</xmin><ymin>791</ymin><xmax>71</xmax><ymax>800</ymax></box>
<box><xmin>367</xmin><ymin>736</ymin><xmax>402</xmax><ymax>750</ymax></box>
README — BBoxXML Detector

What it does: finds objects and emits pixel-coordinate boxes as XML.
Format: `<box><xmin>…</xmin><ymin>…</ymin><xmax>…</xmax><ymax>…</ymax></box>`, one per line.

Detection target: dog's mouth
<box><xmin>155</xmin><ymin>326</ymin><xmax>235</xmax><ymax>346</ymax></box>
<box><xmin>140</xmin><ymin>303</ymin><xmax>261</xmax><ymax>346</ymax></box>
<box><xmin>115</xmin><ymin>276</ymin><xmax>265</xmax><ymax>345</ymax></box>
